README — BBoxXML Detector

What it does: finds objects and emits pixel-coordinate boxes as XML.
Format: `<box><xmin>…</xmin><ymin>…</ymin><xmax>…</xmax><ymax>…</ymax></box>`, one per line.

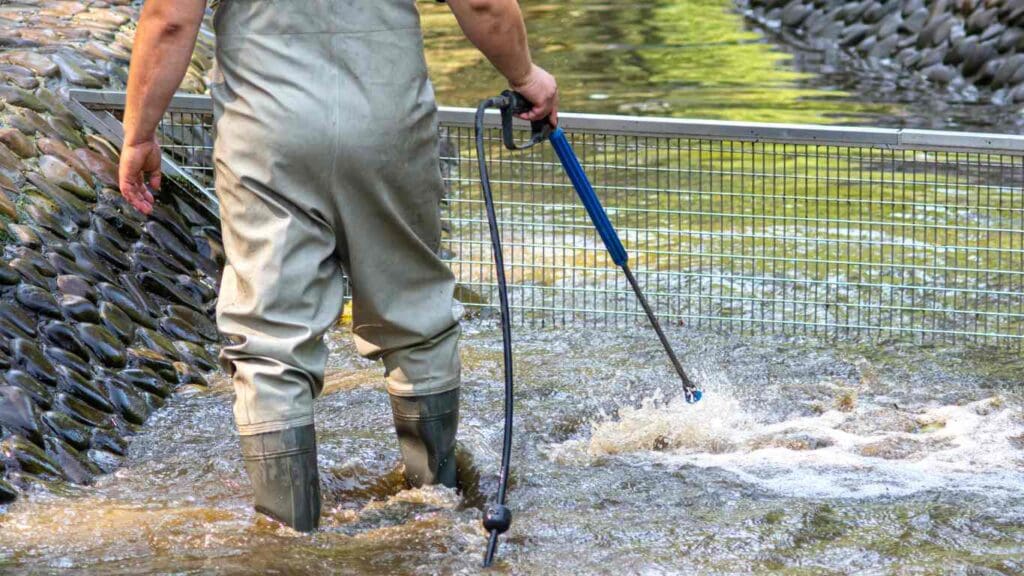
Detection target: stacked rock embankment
<box><xmin>0</xmin><ymin>1</ymin><xmax>222</xmax><ymax>503</ymax></box>
<box><xmin>740</xmin><ymin>0</ymin><xmax>1024</xmax><ymax>103</ymax></box>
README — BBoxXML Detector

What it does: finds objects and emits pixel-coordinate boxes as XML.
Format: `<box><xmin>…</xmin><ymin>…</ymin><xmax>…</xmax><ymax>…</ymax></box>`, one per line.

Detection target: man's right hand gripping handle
<box><xmin>445</xmin><ymin>0</ymin><xmax>559</xmax><ymax>125</ymax></box>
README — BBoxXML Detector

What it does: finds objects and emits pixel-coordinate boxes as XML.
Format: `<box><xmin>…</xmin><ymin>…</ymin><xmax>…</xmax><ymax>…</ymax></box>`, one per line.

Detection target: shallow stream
<box><xmin>1</xmin><ymin>1</ymin><xmax>1022</xmax><ymax>574</ymax></box>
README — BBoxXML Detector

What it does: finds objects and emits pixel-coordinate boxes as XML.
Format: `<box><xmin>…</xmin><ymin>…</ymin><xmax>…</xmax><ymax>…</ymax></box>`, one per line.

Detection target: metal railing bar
<box><xmin>65</xmin><ymin>97</ymin><xmax>218</xmax><ymax>210</ymax></box>
<box><xmin>69</xmin><ymin>89</ymin><xmax>1024</xmax><ymax>155</ymax></box>
<box><xmin>70</xmin><ymin>88</ymin><xmax>214</xmax><ymax>114</ymax></box>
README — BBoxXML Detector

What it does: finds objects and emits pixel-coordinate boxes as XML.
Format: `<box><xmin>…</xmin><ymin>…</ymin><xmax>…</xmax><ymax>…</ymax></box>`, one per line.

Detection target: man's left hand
<box><xmin>118</xmin><ymin>135</ymin><xmax>161</xmax><ymax>215</ymax></box>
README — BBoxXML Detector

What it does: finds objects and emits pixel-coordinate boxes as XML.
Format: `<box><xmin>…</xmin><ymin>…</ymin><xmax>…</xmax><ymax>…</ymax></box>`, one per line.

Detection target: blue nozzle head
<box><xmin>685</xmin><ymin>389</ymin><xmax>702</xmax><ymax>404</ymax></box>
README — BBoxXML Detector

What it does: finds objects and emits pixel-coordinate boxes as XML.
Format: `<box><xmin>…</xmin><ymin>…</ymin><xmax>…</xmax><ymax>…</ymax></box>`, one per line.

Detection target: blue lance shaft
<box><xmin>548</xmin><ymin>127</ymin><xmax>701</xmax><ymax>403</ymax></box>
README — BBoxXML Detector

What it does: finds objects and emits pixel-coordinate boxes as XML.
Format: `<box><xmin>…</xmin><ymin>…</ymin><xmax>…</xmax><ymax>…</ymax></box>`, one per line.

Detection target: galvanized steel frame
<box><xmin>69</xmin><ymin>89</ymin><xmax>1024</xmax><ymax>153</ymax></box>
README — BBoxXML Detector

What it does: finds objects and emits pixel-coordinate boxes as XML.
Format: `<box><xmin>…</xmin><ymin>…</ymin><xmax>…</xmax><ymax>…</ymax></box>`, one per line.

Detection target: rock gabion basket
<box><xmin>0</xmin><ymin>0</ymin><xmax>222</xmax><ymax>503</ymax></box>
<box><xmin>742</xmin><ymin>0</ymin><xmax>1024</xmax><ymax>102</ymax></box>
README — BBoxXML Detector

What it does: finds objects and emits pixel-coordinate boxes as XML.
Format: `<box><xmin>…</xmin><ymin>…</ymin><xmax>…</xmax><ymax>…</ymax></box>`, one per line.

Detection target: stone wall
<box><xmin>739</xmin><ymin>0</ymin><xmax>1024</xmax><ymax>104</ymax></box>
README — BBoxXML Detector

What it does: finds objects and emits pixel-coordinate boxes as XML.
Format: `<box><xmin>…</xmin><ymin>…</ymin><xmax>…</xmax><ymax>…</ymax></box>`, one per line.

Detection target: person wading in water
<box><xmin>119</xmin><ymin>0</ymin><xmax>557</xmax><ymax>531</ymax></box>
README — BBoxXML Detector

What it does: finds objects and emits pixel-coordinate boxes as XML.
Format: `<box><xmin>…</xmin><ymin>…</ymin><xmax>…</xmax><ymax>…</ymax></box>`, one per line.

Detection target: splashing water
<box><xmin>552</xmin><ymin>391</ymin><xmax>1024</xmax><ymax>500</ymax></box>
<box><xmin>553</xmin><ymin>392</ymin><xmax>757</xmax><ymax>458</ymax></box>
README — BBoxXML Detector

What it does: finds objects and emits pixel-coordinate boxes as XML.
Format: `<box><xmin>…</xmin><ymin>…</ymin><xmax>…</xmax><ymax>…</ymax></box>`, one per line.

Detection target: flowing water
<box><xmin>2</xmin><ymin>1</ymin><xmax>1024</xmax><ymax>574</ymax></box>
<box><xmin>1</xmin><ymin>322</ymin><xmax>1022</xmax><ymax>574</ymax></box>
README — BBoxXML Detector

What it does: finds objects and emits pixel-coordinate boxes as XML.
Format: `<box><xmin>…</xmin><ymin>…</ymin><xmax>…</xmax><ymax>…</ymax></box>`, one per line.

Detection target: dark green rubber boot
<box><xmin>389</xmin><ymin>388</ymin><xmax>459</xmax><ymax>488</ymax></box>
<box><xmin>239</xmin><ymin>424</ymin><xmax>321</xmax><ymax>531</ymax></box>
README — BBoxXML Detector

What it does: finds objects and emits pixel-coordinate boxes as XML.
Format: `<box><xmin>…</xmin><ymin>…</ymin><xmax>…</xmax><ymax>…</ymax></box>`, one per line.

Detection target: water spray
<box><xmin>474</xmin><ymin>91</ymin><xmax>702</xmax><ymax>567</ymax></box>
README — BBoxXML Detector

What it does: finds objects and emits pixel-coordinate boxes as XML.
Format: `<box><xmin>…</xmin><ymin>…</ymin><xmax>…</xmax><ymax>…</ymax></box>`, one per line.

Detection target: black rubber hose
<box><xmin>475</xmin><ymin>98</ymin><xmax>515</xmax><ymax>568</ymax></box>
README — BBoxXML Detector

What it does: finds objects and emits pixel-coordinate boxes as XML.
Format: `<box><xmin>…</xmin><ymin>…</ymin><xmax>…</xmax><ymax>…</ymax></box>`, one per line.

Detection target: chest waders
<box><xmin>474</xmin><ymin>92</ymin><xmax>703</xmax><ymax>567</ymax></box>
<box><xmin>213</xmin><ymin>0</ymin><xmax>462</xmax><ymax>534</ymax></box>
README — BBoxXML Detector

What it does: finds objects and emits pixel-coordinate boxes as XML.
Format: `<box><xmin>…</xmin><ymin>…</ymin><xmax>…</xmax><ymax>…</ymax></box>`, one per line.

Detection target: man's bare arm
<box><xmin>118</xmin><ymin>0</ymin><xmax>205</xmax><ymax>215</ymax></box>
<box><xmin>446</xmin><ymin>0</ymin><xmax>558</xmax><ymax>124</ymax></box>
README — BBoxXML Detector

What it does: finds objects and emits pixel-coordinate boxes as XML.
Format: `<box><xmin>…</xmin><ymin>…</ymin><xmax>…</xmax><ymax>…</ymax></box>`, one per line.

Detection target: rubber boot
<box><xmin>389</xmin><ymin>388</ymin><xmax>459</xmax><ymax>488</ymax></box>
<box><xmin>238</xmin><ymin>424</ymin><xmax>321</xmax><ymax>531</ymax></box>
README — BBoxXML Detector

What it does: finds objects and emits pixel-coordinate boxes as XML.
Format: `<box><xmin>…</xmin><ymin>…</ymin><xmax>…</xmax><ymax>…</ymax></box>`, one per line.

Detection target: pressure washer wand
<box><xmin>474</xmin><ymin>92</ymin><xmax>702</xmax><ymax>569</ymax></box>
<box><xmin>547</xmin><ymin>127</ymin><xmax>702</xmax><ymax>404</ymax></box>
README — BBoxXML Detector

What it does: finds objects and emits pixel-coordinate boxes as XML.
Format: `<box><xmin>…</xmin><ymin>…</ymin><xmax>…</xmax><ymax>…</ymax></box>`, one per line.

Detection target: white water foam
<box><xmin>548</xmin><ymin>392</ymin><xmax>1024</xmax><ymax>499</ymax></box>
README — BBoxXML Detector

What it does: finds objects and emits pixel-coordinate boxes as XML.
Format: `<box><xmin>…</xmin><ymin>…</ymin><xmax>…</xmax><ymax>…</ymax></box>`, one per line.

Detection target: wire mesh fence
<box><xmin>70</xmin><ymin>90</ymin><xmax>1024</xmax><ymax>344</ymax></box>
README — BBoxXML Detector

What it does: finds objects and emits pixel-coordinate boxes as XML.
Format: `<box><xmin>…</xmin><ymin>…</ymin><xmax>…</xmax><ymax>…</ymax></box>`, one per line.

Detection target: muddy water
<box><xmin>0</xmin><ymin>322</ymin><xmax>1021</xmax><ymax>574</ymax></box>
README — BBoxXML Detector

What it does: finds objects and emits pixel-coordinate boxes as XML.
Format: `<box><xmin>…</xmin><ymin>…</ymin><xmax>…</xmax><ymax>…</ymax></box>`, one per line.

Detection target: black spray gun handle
<box><xmin>499</xmin><ymin>90</ymin><xmax>553</xmax><ymax>151</ymax></box>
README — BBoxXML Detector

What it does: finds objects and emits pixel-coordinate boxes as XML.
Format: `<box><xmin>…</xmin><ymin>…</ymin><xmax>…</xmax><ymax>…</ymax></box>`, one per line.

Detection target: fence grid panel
<box><xmin>71</xmin><ymin>91</ymin><xmax>1024</xmax><ymax>344</ymax></box>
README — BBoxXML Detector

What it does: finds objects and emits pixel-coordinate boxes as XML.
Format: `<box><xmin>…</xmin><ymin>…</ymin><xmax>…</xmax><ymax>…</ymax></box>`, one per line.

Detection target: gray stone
<box><xmin>101</xmin><ymin>377</ymin><xmax>149</xmax><ymax>425</ymax></box>
<box><xmin>0</xmin><ymin>302</ymin><xmax>37</xmax><ymax>337</ymax></box>
<box><xmin>980</xmin><ymin>23</ymin><xmax>1006</xmax><ymax>43</ymax></box>
<box><xmin>173</xmin><ymin>340</ymin><xmax>217</xmax><ymax>372</ymax></box>
<box><xmin>841</xmin><ymin>22</ymin><xmax>873</xmax><ymax>46</ymax></box>
<box><xmin>1</xmin><ymin>435</ymin><xmax>64</xmax><ymax>479</ymax></box>
<box><xmin>977</xmin><ymin>57</ymin><xmax>1004</xmax><ymax>85</ymax></box>
<box><xmin>902</xmin><ymin>0</ymin><xmax>925</xmax><ymax>17</ymax></box>
<box><xmin>856</xmin><ymin>33</ymin><xmax>878</xmax><ymax>55</ymax></box>
<box><xmin>11</xmin><ymin>339</ymin><xmax>57</xmax><ymax>386</ymax></box>
<box><xmin>962</xmin><ymin>41</ymin><xmax>998</xmax><ymax>77</ymax></box>
<box><xmin>43</xmin><ymin>435</ymin><xmax>99</xmax><ymax>485</ymax></box>
<box><xmin>917</xmin><ymin>13</ymin><xmax>953</xmax><ymax>49</ymax></box>
<box><xmin>99</xmin><ymin>301</ymin><xmax>136</xmax><ymax>346</ymax></box>
<box><xmin>997</xmin><ymin>26</ymin><xmax>1024</xmax><ymax>52</ymax></box>
<box><xmin>946</xmin><ymin>35</ymin><xmax>976</xmax><ymax>65</ymax></box>
<box><xmin>991</xmin><ymin>54</ymin><xmax>1024</xmax><ymax>88</ymax></box>
<box><xmin>0</xmin><ymin>385</ymin><xmax>44</xmax><ymax>446</ymax></box>
<box><xmin>923</xmin><ymin>64</ymin><xmax>956</xmax><ymax>84</ymax></box>
<box><xmin>966</xmin><ymin>7</ymin><xmax>998</xmax><ymax>35</ymax></box>
<box><xmin>40</xmin><ymin>320</ymin><xmax>91</xmax><ymax>360</ymax></box>
<box><xmin>59</xmin><ymin>294</ymin><xmax>100</xmax><ymax>324</ymax></box>
<box><xmin>56</xmin><ymin>274</ymin><xmax>97</xmax><ymax>302</ymax></box>
<box><xmin>119</xmin><ymin>368</ymin><xmax>172</xmax><ymax>398</ymax></box>
<box><xmin>15</xmin><ymin>284</ymin><xmax>60</xmax><ymax>318</ymax></box>
<box><xmin>875</xmin><ymin>11</ymin><xmax>902</xmax><ymax>39</ymax></box>
<box><xmin>55</xmin><ymin>366</ymin><xmax>114</xmax><ymax>414</ymax></box>
<box><xmin>0</xmin><ymin>127</ymin><xmax>35</xmax><ymax>158</ymax></box>
<box><xmin>135</xmin><ymin>327</ymin><xmax>180</xmax><ymax>360</ymax></box>
<box><xmin>868</xmin><ymin>34</ymin><xmax>899</xmax><ymax>59</ymax></box>
<box><xmin>38</xmin><ymin>155</ymin><xmax>95</xmax><ymax>201</ymax></box>
<box><xmin>50</xmin><ymin>52</ymin><xmax>102</xmax><ymax>88</ymax></box>
<box><xmin>76</xmin><ymin>323</ymin><xmax>127</xmax><ymax>368</ymax></box>
<box><xmin>41</xmin><ymin>410</ymin><xmax>90</xmax><ymax>451</ymax></box>
<box><xmin>864</xmin><ymin>0</ymin><xmax>897</xmax><ymax>24</ymax></box>
<box><xmin>5</xmin><ymin>369</ymin><xmax>53</xmax><ymax>409</ymax></box>
<box><xmin>43</xmin><ymin>347</ymin><xmax>91</xmax><ymax>382</ymax></box>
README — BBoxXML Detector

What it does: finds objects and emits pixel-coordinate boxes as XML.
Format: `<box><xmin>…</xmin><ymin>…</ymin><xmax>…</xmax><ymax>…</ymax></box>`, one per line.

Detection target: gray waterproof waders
<box><xmin>210</xmin><ymin>0</ymin><xmax>462</xmax><ymax>529</ymax></box>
